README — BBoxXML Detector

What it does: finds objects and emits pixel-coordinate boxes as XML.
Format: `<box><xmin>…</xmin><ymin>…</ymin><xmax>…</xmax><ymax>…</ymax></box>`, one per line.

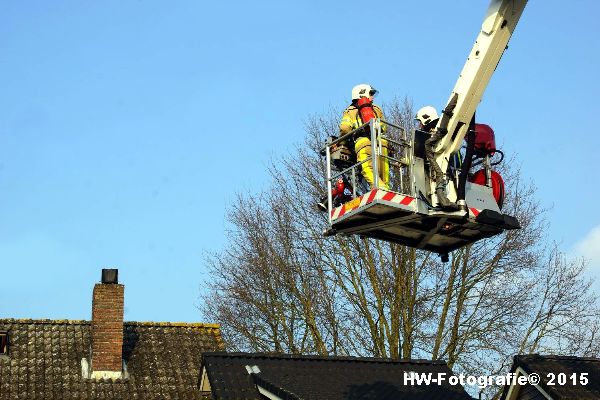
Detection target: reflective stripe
<box><xmin>330</xmin><ymin>189</ymin><xmax>415</xmax><ymax>220</ymax></box>
<box><xmin>355</xmin><ymin>137</ymin><xmax>389</xmax><ymax>153</ymax></box>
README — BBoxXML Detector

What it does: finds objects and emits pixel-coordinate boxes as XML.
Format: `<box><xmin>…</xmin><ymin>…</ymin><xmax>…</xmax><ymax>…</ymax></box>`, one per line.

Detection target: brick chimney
<box><xmin>90</xmin><ymin>268</ymin><xmax>124</xmax><ymax>379</ymax></box>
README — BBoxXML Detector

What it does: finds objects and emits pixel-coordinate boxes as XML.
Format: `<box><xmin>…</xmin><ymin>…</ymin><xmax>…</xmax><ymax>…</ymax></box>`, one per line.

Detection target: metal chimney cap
<box><xmin>101</xmin><ymin>269</ymin><xmax>119</xmax><ymax>284</ymax></box>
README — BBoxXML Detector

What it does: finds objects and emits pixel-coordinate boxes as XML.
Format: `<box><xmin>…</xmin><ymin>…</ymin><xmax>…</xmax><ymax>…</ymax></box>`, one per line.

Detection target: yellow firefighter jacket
<box><xmin>339</xmin><ymin>103</ymin><xmax>387</xmax><ymax>137</ymax></box>
<box><xmin>338</xmin><ymin>102</ymin><xmax>390</xmax><ymax>189</ymax></box>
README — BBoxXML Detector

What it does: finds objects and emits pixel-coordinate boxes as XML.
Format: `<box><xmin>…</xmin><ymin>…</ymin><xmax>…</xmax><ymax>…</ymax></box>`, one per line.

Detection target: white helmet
<box><xmin>351</xmin><ymin>84</ymin><xmax>377</xmax><ymax>101</ymax></box>
<box><xmin>415</xmin><ymin>106</ymin><xmax>439</xmax><ymax>126</ymax></box>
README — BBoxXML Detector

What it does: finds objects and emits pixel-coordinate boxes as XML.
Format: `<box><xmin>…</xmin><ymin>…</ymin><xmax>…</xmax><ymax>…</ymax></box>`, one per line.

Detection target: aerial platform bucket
<box><xmin>327</xmin><ymin>186</ymin><xmax>518</xmax><ymax>255</ymax></box>
<box><xmin>322</xmin><ymin>118</ymin><xmax>519</xmax><ymax>257</ymax></box>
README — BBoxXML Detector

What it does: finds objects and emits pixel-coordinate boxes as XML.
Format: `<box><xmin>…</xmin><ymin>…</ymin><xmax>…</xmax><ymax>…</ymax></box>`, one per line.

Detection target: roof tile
<box><xmin>201</xmin><ymin>352</ymin><xmax>474</xmax><ymax>400</ymax></box>
<box><xmin>0</xmin><ymin>318</ymin><xmax>223</xmax><ymax>399</ymax></box>
<box><xmin>511</xmin><ymin>355</ymin><xmax>600</xmax><ymax>400</ymax></box>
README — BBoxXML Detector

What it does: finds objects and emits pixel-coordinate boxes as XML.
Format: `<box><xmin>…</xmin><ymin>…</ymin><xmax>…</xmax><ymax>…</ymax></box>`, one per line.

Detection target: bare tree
<box><xmin>200</xmin><ymin>98</ymin><xmax>599</xmax><ymax>399</ymax></box>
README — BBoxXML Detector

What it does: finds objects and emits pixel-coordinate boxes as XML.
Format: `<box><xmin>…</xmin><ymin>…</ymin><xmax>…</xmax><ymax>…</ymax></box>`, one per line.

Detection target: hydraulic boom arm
<box><xmin>434</xmin><ymin>0</ymin><xmax>528</xmax><ymax>174</ymax></box>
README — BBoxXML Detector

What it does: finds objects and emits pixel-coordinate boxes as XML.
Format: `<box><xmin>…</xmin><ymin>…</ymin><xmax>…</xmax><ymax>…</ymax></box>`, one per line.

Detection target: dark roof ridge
<box><xmin>125</xmin><ymin>321</ymin><xmax>220</xmax><ymax>329</ymax></box>
<box><xmin>0</xmin><ymin>318</ymin><xmax>219</xmax><ymax>329</ymax></box>
<box><xmin>516</xmin><ymin>354</ymin><xmax>600</xmax><ymax>363</ymax></box>
<box><xmin>203</xmin><ymin>351</ymin><xmax>449</xmax><ymax>365</ymax></box>
<box><xmin>0</xmin><ymin>318</ymin><xmax>89</xmax><ymax>325</ymax></box>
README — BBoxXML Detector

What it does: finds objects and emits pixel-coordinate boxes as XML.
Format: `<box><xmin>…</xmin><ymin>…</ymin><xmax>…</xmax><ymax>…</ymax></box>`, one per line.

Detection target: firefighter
<box><xmin>339</xmin><ymin>84</ymin><xmax>390</xmax><ymax>190</ymax></box>
<box><xmin>415</xmin><ymin>106</ymin><xmax>439</xmax><ymax>131</ymax></box>
<box><xmin>415</xmin><ymin>106</ymin><xmax>458</xmax><ymax>210</ymax></box>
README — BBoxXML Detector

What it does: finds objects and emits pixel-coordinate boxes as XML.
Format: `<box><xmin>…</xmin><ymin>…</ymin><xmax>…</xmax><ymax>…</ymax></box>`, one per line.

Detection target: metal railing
<box><xmin>324</xmin><ymin>118</ymin><xmax>415</xmax><ymax>220</ymax></box>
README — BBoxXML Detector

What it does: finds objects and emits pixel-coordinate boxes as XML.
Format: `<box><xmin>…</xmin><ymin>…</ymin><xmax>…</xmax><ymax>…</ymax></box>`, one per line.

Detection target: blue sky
<box><xmin>1</xmin><ymin>1</ymin><xmax>599</xmax><ymax>322</ymax></box>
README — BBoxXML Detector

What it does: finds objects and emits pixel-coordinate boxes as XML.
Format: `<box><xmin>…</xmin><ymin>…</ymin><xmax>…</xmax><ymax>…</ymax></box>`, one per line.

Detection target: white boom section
<box><xmin>434</xmin><ymin>0</ymin><xmax>528</xmax><ymax>172</ymax></box>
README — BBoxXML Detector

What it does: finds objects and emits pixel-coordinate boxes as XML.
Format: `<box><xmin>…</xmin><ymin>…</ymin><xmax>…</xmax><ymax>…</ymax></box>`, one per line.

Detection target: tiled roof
<box><xmin>0</xmin><ymin>318</ymin><xmax>224</xmax><ymax>400</ymax></box>
<box><xmin>201</xmin><ymin>352</ymin><xmax>474</xmax><ymax>400</ymax></box>
<box><xmin>503</xmin><ymin>354</ymin><xmax>600</xmax><ymax>400</ymax></box>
